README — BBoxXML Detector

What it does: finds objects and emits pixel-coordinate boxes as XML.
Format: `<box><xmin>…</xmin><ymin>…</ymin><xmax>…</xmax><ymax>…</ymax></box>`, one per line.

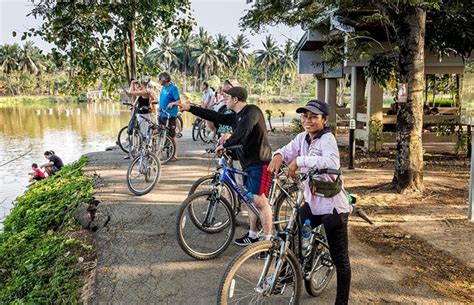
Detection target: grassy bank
<box><xmin>0</xmin><ymin>95</ymin><xmax>86</xmax><ymax>107</ymax></box>
<box><xmin>0</xmin><ymin>156</ymin><xmax>94</xmax><ymax>303</ymax></box>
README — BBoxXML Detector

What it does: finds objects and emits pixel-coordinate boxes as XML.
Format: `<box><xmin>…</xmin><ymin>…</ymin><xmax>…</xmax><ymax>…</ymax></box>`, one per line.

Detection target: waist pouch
<box><xmin>310</xmin><ymin>174</ymin><xmax>343</xmax><ymax>198</ymax></box>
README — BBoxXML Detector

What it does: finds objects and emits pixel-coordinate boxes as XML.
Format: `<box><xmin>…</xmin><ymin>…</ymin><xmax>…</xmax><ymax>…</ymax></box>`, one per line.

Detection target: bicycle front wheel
<box><xmin>176</xmin><ymin>191</ymin><xmax>235</xmax><ymax>260</ymax></box>
<box><xmin>126</xmin><ymin>152</ymin><xmax>161</xmax><ymax>196</ymax></box>
<box><xmin>188</xmin><ymin>175</ymin><xmax>237</xmax><ymax>212</ymax></box>
<box><xmin>117</xmin><ymin>125</ymin><xmax>130</xmax><ymax>153</ymax></box>
<box><xmin>217</xmin><ymin>241</ymin><xmax>302</xmax><ymax>305</ymax></box>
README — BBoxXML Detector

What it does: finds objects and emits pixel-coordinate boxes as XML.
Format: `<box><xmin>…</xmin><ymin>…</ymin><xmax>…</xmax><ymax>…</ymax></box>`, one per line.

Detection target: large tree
<box><xmin>242</xmin><ymin>0</ymin><xmax>473</xmax><ymax>193</ymax></box>
<box><xmin>26</xmin><ymin>0</ymin><xmax>193</xmax><ymax>92</ymax></box>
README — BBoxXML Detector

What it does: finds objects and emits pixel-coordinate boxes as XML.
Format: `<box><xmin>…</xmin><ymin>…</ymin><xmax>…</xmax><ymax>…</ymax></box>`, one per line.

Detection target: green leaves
<box><xmin>0</xmin><ymin>156</ymin><xmax>93</xmax><ymax>303</ymax></box>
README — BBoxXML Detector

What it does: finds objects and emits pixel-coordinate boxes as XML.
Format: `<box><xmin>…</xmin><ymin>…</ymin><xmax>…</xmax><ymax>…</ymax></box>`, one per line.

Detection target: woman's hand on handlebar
<box><xmin>268</xmin><ymin>154</ymin><xmax>284</xmax><ymax>174</ymax></box>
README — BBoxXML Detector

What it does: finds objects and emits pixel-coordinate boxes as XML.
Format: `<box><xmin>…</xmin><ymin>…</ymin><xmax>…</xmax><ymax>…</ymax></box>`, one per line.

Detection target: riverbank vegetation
<box><xmin>0</xmin><ymin>156</ymin><xmax>94</xmax><ymax>303</ymax></box>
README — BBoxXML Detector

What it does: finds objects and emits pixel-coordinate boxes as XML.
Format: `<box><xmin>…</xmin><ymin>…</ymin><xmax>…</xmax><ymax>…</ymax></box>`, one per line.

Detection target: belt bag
<box><xmin>310</xmin><ymin>172</ymin><xmax>343</xmax><ymax>198</ymax></box>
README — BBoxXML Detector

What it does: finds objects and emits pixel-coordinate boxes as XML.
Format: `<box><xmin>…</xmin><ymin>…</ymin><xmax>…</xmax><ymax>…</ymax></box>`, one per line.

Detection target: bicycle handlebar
<box><xmin>122</xmin><ymin>102</ymin><xmax>133</xmax><ymax>107</ymax></box>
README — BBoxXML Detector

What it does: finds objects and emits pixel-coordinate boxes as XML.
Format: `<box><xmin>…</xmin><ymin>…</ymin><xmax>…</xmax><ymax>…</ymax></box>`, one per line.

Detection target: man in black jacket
<box><xmin>173</xmin><ymin>86</ymin><xmax>273</xmax><ymax>245</ymax></box>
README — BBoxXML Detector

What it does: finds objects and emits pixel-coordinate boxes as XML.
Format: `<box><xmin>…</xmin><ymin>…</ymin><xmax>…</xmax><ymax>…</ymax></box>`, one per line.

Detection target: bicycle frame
<box><xmin>256</xmin><ymin>172</ymin><xmax>332</xmax><ymax>295</ymax></box>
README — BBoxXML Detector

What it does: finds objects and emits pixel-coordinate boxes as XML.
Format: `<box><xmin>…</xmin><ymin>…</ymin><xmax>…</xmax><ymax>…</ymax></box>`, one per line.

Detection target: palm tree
<box><xmin>18</xmin><ymin>42</ymin><xmax>45</xmax><ymax>75</ymax></box>
<box><xmin>145</xmin><ymin>33</ymin><xmax>180</xmax><ymax>72</ymax></box>
<box><xmin>231</xmin><ymin>34</ymin><xmax>251</xmax><ymax>79</ymax></box>
<box><xmin>214</xmin><ymin>33</ymin><xmax>231</xmax><ymax>78</ymax></box>
<box><xmin>0</xmin><ymin>43</ymin><xmax>20</xmax><ymax>74</ymax></box>
<box><xmin>192</xmin><ymin>28</ymin><xmax>219</xmax><ymax>81</ymax></box>
<box><xmin>255</xmin><ymin>35</ymin><xmax>281</xmax><ymax>94</ymax></box>
<box><xmin>175</xmin><ymin>32</ymin><xmax>195</xmax><ymax>91</ymax></box>
<box><xmin>277</xmin><ymin>40</ymin><xmax>297</xmax><ymax>96</ymax></box>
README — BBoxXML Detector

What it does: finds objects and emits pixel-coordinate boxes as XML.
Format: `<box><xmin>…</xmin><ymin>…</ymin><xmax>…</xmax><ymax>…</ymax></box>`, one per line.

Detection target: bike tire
<box><xmin>176</xmin><ymin>115</ymin><xmax>184</xmax><ymax>138</ymax></box>
<box><xmin>199</xmin><ymin>120</ymin><xmax>213</xmax><ymax>143</ymax></box>
<box><xmin>126</xmin><ymin>152</ymin><xmax>161</xmax><ymax>196</ymax></box>
<box><xmin>129</xmin><ymin>128</ymin><xmax>142</xmax><ymax>158</ymax></box>
<box><xmin>117</xmin><ymin>125</ymin><xmax>130</xmax><ymax>153</ymax></box>
<box><xmin>304</xmin><ymin>230</ymin><xmax>336</xmax><ymax>297</ymax></box>
<box><xmin>159</xmin><ymin>134</ymin><xmax>176</xmax><ymax>165</ymax></box>
<box><xmin>272</xmin><ymin>184</ymin><xmax>299</xmax><ymax>231</ymax></box>
<box><xmin>188</xmin><ymin>175</ymin><xmax>237</xmax><ymax>211</ymax></box>
<box><xmin>192</xmin><ymin>119</ymin><xmax>200</xmax><ymax>141</ymax></box>
<box><xmin>217</xmin><ymin>241</ymin><xmax>302</xmax><ymax>305</ymax></box>
<box><xmin>176</xmin><ymin>191</ymin><xmax>235</xmax><ymax>260</ymax></box>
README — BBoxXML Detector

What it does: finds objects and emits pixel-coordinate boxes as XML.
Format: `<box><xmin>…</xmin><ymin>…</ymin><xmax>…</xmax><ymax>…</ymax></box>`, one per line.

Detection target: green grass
<box><xmin>0</xmin><ymin>156</ymin><xmax>94</xmax><ymax>304</ymax></box>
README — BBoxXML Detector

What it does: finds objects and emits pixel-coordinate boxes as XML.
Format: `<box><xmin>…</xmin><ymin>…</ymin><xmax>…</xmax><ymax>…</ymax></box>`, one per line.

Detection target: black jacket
<box><xmin>189</xmin><ymin>104</ymin><xmax>272</xmax><ymax>169</ymax></box>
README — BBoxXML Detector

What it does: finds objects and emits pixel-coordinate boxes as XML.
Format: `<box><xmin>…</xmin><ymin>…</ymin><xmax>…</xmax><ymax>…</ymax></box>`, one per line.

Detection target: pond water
<box><xmin>0</xmin><ymin>100</ymin><xmax>303</xmax><ymax>223</ymax></box>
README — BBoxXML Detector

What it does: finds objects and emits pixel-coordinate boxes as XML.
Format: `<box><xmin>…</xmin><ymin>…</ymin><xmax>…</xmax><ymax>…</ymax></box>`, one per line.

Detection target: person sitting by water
<box><xmin>28</xmin><ymin>163</ymin><xmax>46</xmax><ymax>182</ymax></box>
<box><xmin>41</xmin><ymin>150</ymin><xmax>64</xmax><ymax>176</ymax></box>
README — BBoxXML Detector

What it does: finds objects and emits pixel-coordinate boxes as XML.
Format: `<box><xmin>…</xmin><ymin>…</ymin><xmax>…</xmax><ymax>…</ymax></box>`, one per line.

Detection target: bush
<box><xmin>0</xmin><ymin>156</ymin><xmax>93</xmax><ymax>303</ymax></box>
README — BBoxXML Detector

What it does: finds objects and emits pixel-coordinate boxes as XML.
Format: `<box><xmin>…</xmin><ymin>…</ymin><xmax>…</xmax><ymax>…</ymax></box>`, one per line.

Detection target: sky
<box><xmin>0</xmin><ymin>0</ymin><xmax>304</xmax><ymax>52</ymax></box>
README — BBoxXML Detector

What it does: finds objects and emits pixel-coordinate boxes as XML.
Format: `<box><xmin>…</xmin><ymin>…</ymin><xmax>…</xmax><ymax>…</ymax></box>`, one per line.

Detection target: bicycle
<box><xmin>152</xmin><ymin>110</ymin><xmax>177</xmax><ymax>164</ymax></box>
<box><xmin>117</xmin><ymin>102</ymin><xmax>141</xmax><ymax>157</ymax></box>
<box><xmin>175</xmin><ymin>146</ymin><xmax>298</xmax><ymax>260</ymax></box>
<box><xmin>217</xmin><ymin>168</ymin><xmax>372</xmax><ymax>304</ymax></box>
<box><xmin>125</xmin><ymin>115</ymin><xmax>162</xmax><ymax>196</ymax></box>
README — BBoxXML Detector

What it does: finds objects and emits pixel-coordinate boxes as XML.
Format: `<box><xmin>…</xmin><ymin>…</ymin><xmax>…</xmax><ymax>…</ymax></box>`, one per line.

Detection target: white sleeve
<box><xmin>296</xmin><ymin>134</ymin><xmax>340</xmax><ymax>169</ymax></box>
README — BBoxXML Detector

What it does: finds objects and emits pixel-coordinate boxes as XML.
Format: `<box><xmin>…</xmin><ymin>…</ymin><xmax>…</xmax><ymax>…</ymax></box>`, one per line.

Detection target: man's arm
<box><xmin>189</xmin><ymin>106</ymin><xmax>235</xmax><ymax>126</ymax></box>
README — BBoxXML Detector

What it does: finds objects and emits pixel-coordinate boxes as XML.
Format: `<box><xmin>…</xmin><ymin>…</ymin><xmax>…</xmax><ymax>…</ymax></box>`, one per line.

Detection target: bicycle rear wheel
<box><xmin>272</xmin><ymin>184</ymin><xmax>298</xmax><ymax>231</ymax></box>
<box><xmin>192</xmin><ymin>119</ymin><xmax>201</xmax><ymax>141</ymax></box>
<box><xmin>129</xmin><ymin>128</ymin><xmax>142</xmax><ymax>158</ymax></box>
<box><xmin>176</xmin><ymin>191</ymin><xmax>235</xmax><ymax>260</ymax></box>
<box><xmin>176</xmin><ymin>115</ymin><xmax>184</xmax><ymax>138</ymax></box>
<box><xmin>117</xmin><ymin>125</ymin><xmax>130</xmax><ymax>153</ymax></box>
<box><xmin>217</xmin><ymin>241</ymin><xmax>302</xmax><ymax>305</ymax></box>
<box><xmin>158</xmin><ymin>134</ymin><xmax>175</xmax><ymax>164</ymax></box>
<box><xmin>126</xmin><ymin>152</ymin><xmax>161</xmax><ymax>196</ymax></box>
<box><xmin>304</xmin><ymin>235</ymin><xmax>335</xmax><ymax>296</ymax></box>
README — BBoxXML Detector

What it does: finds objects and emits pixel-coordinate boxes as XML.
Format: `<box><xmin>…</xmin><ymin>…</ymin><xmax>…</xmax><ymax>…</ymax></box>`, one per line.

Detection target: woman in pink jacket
<box><xmin>268</xmin><ymin>99</ymin><xmax>351</xmax><ymax>305</ymax></box>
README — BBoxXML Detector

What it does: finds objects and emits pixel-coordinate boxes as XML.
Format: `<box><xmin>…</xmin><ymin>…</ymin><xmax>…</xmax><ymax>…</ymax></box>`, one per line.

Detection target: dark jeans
<box><xmin>300</xmin><ymin>203</ymin><xmax>351</xmax><ymax>305</ymax></box>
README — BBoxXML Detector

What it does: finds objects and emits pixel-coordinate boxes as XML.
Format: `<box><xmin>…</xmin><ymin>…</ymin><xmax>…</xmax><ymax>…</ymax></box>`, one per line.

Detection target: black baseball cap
<box><xmin>224</xmin><ymin>86</ymin><xmax>247</xmax><ymax>101</ymax></box>
<box><xmin>296</xmin><ymin>99</ymin><xmax>330</xmax><ymax>116</ymax></box>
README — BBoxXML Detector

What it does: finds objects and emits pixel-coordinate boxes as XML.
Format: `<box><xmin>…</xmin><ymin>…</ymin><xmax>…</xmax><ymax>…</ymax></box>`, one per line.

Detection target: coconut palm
<box><xmin>18</xmin><ymin>42</ymin><xmax>42</xmax><ymax>75</ymax></box>
<box><xmin>231</xmin><ymin>34</ymin><xmax>251</xmax><ymax>78</ymax></box>
<box><xmin>192</xmin><ymin>28</ymin><xmax>219</xmax><ymax>80</ymax></box>
<box><xmin>174</xmin><ymin>32</ymin><xmax>195</xmax><ymax>91</ymax></box>
<box><xmin>145</xmin><ymin>34</ymin><xmax>180</xmax><ymax>72</ymax></box>
<box><xmin>214</xmin><ymin>33</ymin><xmax>231</xmax><ymax>78</ymax></box>
<box><xmin>277</xmin><ymin>40</ymin><xmax>297</xmax><ymax>96</ymax></box>
<box><xmin>255</xmin><ymin>35</ymin><xmax>281</xmax><ymax>94</ymax></box>
<box><xmin>0</xmin><ymin>44</ymin><xmax>20</xmax><ymax>74</ymax></box>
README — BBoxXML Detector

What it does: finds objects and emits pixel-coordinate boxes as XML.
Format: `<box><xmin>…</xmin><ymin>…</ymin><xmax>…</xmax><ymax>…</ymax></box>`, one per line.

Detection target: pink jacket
<box><xmin>274</xmin><ymin>130</ymin><xmax>351</xmax><ymax>215</ymax></box>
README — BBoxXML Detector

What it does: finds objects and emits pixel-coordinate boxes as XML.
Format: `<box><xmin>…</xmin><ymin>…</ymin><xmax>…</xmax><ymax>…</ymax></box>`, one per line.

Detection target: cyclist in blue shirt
<box><xmin>158</xmin><ymin>72</ymin><xmax>181</xmax><ymax>161</ymax></box>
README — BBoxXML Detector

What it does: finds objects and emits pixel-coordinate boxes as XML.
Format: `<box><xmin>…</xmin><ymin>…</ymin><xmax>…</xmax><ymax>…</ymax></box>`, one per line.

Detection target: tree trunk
<box><xmin>393</xmin><ymin>6</ymin><xmax>426</xmax><ymax>193</ymax></box>
<box><xmin>279</xmin><ymin>74</ymin><xmax>284</xmax><ymax>97</ymax></box>
<box><xmin>123</xmin><ymin>40</ymin><xmax>131</xmax><ymax>84</ymax></box>
<box><xmin>128</xmin><ymin>22</ymin><xmax>137</xmax><ymax>81</ymax></box>
<box><xmin>264</xmin><ymin>67</ymin><xmax>268</xmax><ymax>95</ymax></box>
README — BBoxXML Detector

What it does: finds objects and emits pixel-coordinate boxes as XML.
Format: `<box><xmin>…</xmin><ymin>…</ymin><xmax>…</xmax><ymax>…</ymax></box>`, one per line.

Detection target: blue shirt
<box><xmin>159</xmin><ymin>83</ymin><xmax>180</xmax><ymax>118</ymax></box>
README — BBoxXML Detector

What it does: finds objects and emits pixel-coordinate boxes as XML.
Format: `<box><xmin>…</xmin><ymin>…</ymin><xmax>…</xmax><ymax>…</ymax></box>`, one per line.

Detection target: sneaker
<box><xmin>234</xmin><ymin>233</ymin><xmax>258</xmax><ymax>246</ymax></box>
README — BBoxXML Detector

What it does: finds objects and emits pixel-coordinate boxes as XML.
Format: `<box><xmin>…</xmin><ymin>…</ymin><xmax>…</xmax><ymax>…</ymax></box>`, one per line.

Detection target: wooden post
<box><xmin>325</xmin><ymin>78</ymin><xmax>337</xmax><ymax>128</ymax></box>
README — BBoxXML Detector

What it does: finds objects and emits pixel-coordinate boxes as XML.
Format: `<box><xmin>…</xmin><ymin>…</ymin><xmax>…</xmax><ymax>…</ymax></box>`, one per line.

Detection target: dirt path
<box><xmin>85</xmin><ymin>131</ymin><xmax>460</xmax><ymax>304</ymax></box>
